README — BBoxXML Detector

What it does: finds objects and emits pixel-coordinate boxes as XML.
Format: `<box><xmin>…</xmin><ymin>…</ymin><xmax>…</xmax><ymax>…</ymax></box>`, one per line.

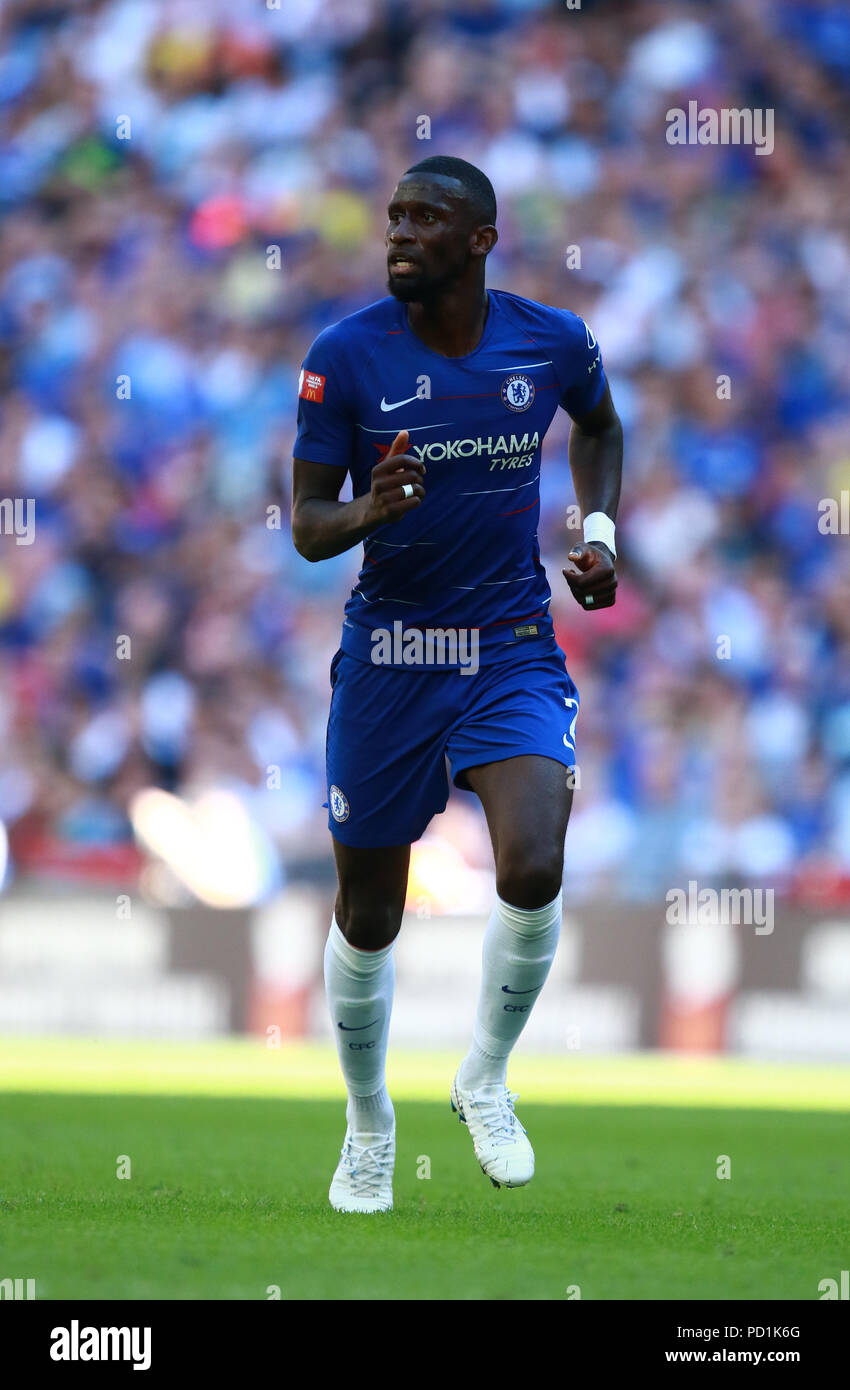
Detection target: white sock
<box><xmin>458</xmin><ymin>890</ymin><xmax>562</xmax><ymax>1090</ymax></box>
<box><xmin>324</xmin><ymin>917</ymin><xmax>395</xmax><ymax>1135</ymax></box>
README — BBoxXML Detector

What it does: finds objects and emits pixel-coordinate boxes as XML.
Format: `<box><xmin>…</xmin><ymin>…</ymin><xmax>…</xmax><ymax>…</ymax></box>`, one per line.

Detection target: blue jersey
<box><xmin>293</xmin><ymin>288</ymin><xmax>606</xmax><ymax>667</ymax></box>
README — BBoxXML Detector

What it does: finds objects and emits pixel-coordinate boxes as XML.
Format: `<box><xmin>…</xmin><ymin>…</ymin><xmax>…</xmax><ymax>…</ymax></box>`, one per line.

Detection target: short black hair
<box><xmin>402</xmin><ymin>155</ymin><xmax>497</xmax><ymax>226</ymax></box>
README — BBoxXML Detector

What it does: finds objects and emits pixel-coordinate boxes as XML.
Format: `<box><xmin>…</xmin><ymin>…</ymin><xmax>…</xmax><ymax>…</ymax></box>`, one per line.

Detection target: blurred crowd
<box><xmin>0</xmin><ymin>0</ymin><xmax>848</xmax><ymax>900</ymax></box>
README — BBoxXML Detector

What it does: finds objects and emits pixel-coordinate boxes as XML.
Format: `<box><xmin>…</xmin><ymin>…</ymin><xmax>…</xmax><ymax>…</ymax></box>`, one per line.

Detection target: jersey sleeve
<box><xmin>554</xmin><ymin>310</ymin><xmax>607</xmax><ymax>420</ymax></box>
<box><xmin>293</xmin><ymin>327</ymin><xmax>356</xmax><ymax>470</ymax></box>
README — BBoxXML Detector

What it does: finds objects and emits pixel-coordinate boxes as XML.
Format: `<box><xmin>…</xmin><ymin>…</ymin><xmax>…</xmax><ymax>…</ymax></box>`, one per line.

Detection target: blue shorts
<box><xmin>324</xmin><ymin>642</ymin><xmax>579</xmax><ymax>847</ymax></box>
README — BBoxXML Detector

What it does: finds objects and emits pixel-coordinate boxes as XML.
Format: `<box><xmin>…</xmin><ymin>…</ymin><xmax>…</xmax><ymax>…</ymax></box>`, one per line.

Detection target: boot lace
<box><xmin>470</xmin><ymin>1088</ymin><xmax>527</xmax><ymax>1147</ymax></box>
<box><xmin>339</xmin><ymin>1133</ymin><xmax>394</xmax><ymax>1195</ymax></box>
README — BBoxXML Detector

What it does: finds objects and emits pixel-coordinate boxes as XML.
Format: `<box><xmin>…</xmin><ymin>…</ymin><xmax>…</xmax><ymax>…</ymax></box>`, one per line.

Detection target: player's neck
<box><xmin>405</xmin><ymin>286</ymin><xmax>490</xmax><ymax>359</ymax></box>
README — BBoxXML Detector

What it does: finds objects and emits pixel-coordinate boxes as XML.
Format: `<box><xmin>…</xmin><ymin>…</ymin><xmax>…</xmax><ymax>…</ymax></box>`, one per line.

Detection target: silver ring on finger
<box><xmin>585</xmin><ymin>594</ymin><xmax>594</xmax><ymax>607</ymax></box>
<box><xmin>402</xmin><ymin>483</ymin><xmax>414</xmax><ymax>499</ymax></box>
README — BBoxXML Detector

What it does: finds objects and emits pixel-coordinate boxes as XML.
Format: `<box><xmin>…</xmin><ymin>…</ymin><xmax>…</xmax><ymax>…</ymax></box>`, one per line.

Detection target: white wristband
<box><xmin>582</xmin><ymin>511</ymin><xmax>616</xmax><ymax>558</ymax></box>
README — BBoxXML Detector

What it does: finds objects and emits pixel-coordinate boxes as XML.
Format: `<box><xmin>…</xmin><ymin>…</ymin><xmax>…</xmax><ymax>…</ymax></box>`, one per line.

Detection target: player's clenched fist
<box><xmin>563</xmin><ymin>542</ymin><xmax>617</xmax><ymax>610</ymax></box>
<box><xmin>366</xmin><ymin>430</ymin><xmax>426</xmax><ymax>525</ymax></box>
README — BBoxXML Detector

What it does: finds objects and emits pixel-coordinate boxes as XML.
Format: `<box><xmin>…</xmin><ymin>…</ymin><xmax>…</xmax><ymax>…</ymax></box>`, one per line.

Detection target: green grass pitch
<box><xmin>1</xmin><ymin>1041</ymin><xmax>848</xmax><ymax>1300</ymax></box>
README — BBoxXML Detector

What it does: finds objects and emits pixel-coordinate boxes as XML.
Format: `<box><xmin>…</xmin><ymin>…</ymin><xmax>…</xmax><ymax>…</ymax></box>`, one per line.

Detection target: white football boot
<box><xmin>450</xmin><ymin>1071</ymin><xmax>534</xmax><ymax>1188</ymax></box>
<box><xmin>329</xmin><ymin>1125</ymin><xmax>395</xmax><ymax>1213</ymax></box>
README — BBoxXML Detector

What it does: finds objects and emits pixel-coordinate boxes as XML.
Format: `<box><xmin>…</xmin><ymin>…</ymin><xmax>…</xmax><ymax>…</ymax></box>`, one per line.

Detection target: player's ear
<box><xmin>470</xmin><ymin>225</ymin><xmax>498</xmax><ymax>258</ymax></box>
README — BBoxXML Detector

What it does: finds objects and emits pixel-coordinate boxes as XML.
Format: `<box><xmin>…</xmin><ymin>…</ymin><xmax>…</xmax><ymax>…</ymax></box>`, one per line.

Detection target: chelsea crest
<box><xmin>501</xmin><ymin>374</ymin><xmax>535</xmax><ymax>412</ymax></box>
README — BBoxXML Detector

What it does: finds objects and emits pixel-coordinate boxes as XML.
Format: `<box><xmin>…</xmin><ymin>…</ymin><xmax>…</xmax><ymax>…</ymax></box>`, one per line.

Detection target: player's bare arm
<box><xmin>562</xmin><ymin>379</ymin><xmax>623</xmax><ymax>610</ymax></box>
<box><xmin>291</xmin><ymin>430</ymin><xmax>425</xmax><ymax>562</ymax></box>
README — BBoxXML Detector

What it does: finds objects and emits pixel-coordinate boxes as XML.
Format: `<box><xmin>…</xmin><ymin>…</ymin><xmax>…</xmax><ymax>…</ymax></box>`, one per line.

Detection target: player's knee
<box><xmin>335</xmin><ymin>897</ymin><xmax>403</xmax><ymax>950</ymax></box>
<box><xmin>496</xmin><ymin>847</ymin><xmax>563</xmax><ymax>910</ymax></box>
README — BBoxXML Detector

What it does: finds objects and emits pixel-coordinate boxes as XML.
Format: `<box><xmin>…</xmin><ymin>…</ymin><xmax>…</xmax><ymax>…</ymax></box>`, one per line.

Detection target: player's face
<box><xmin>386</xmin><ymin>176</ymin><xmax>478</xmax><ymax>303</ymax></box>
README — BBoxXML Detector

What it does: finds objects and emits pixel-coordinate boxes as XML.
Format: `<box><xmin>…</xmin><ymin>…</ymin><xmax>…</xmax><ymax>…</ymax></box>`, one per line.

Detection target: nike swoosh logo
<box><xmin>501</xmin><ymin>985</ymin><xmax>542</xmax><ymax>995</ymax></box>
<box><xmin>338</xmin><ymin>1019</ymin><xmax>379</xmax><ymax>1031</ymax></box>
<box><xmin>380</xmin><ymin>395</ymin><xmax>421</xmax><ymax>412</ymax></box>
